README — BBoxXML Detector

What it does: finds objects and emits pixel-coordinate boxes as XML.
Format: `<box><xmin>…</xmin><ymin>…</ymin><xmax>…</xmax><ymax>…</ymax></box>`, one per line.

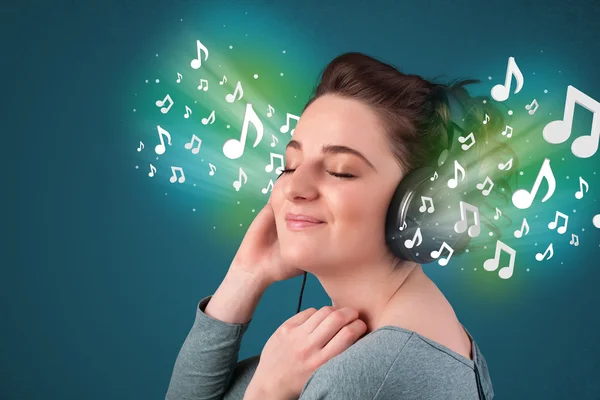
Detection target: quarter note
<box><xmin>169</xmin><ymin>166</ymin><xmax>185</xmax><ymax>183</ymax></box>
<box><xmin>535</xmin><ymin>243</ymin><xmax>554</xmax><ymax>261</ymax></box>
<box><xmin>501</xmin><ymin>125</ymin><xmax>513</xmax><ymax>138</ymax></box>
<box><xmin>570</xmin><ymin>233</ymin><xmax>579</xmax><ymax>246</ymax></box>
<box><xmin>154</xmin><ymin>125</ymin><xmax>172</xmax><ymax>155</ymax></box>
<box><xmin>525</xmin><ymin>99</ymin><xmax>539</xmax><ymax>115</ymax></box>
<box><xmin>184</xmin><ymin>134</ymin><xmax>202</xmax><ymax>154</ymax></box>
<box><xmin>483</xmin><ymin>240</ymin><xmax>516</xmax><ymax>279</ymax></box>
<box><xmin>223</xmin><ymin>103</ymin><xmax>264</xmax><ymax>160</ymax></box>
<box><xmin>270</xmin><ymin>134</ymin><xmax>278</xmax><ymax>147</ymax></box>
<box><xmin>430</xmin><ymin>242</ymin><xmax>454</xmax><ymax>266</ymax></box>
<box><xmin>176</xmin><ymin>72</ymin><xmax>182</xmax><ymax>83</ymax></box>
<box><xmin>447</xmin><ymin>160</ymin><xmax>466</xmax><ymax>189</ymax></box>
<box><xmin>190</xmin><ymin>39</ymin><xmax>209</xmax><ymax>69</ymax></box>
<box><xmin>483</xmin><ymin>114</ymin><xmax>490</xmax><ymax>124</ymax></box>
<box><xmin>267</xmin><ymin>104</ymin><xmax>275</xmax><ymax>117</ymax></box>
<box><xmin>575</xmin><ymin>176</ymin><xmax>589</xmax><ymax>199</ymax></box>
<box><xmin>512</xmin><ymin>158</ymin><xmax>556</xmax><ymax>209</ymax></box>
<box><xmin>430</xmin><ymin>171</ymin><xmax>438</xmax><ymax>181</ymax></box>
<box><xmin>491</xmin><ymin>56</ymin><xmax>524</xmax><ymax>102</ymax></box>
<box><xmin>476</xmin><ymin>176</ymin><xmax>494</xmax><ymax>196</ymax></box>
<box><xmin>514</xmin><ymin>218</ymin><xmax>530</xmax><ymax>238</ymax></box>
<box><xmin>419</xmin><ymin>196</ymin><xmax>435</xmax><ymax>213</ymax></box>
<box><xmin>498</xmin><ymin>157</ymin><xmax>513</xmax><ymax>171</ymax></box>
<box><xmin>233</xmin><ymin>167</ymin><xmax>247</xmax><ymax>191</ymax></box>
<box><xmin>197</xmin><ymin>78</ymin><xmax>208</xmax><ymax>91</ymax></box>
<box><xmin>201</xmin><ymin>110</ymin><xmax>215</xmax><ymax>125</ymax></box>
<box><xmin>453</xmin><ymin>201</ymin><xmax>481</xmax><ymax>238</ymax></box>
<box><xmin>280</xmin><ymin>112</ymin><xmax>300</xmax><ymax>135</ymax></box>
<box><xmin>458</xmin><ymin>132</ymin><xmax>476</xmax><ymax>151</ymax></box>
<box><xmin>225</xmin><ymin>81</ymin><xmax>243</xmax><ymax>103</ymax></box>
<box><xmin>155</xmin><ymin>94</ymin><xmax>174</xmax><ymax>114</ymax></box>
<box><xmin>404</xmin><ymin>227</ymin><xmax>423</xmax><ymax>249</ymax></box>
<box><xmin>265</xmin><ymin>152</ymin><xmax>284</xmax><ymax>174</ymax></box>
<box><xmin>548</xmin><ymin>210</ymin><xmax>568</xmax><ymax>234</ymax></box>
<box><xmin>137</xmin><ymin>141</ymin><xmax>144</xmax><ymax>152</ymax></box>
<box><xmin>148</xmin><ymin>164</ymin><xmax>156</xmax><ymax>177</ymax></box>
<box><xmin>219</xmin><ymin>75</ymin><xmax>227</xmax><ymax>85</ymax></box>
<box><xmin>493</xmin><ymin>207</ymin><xmax>502</xmax><ymax>221</ymax></box>
<box><xmin>208</xmin><ymin>163</ymin><xmax>216</xmax><ymax>176</ymax></box>
<box><xmin>184</xmin><ymin>105</ymin><xmax>192</xmax><ymax>119</ymax></box>
<box><xmin>261</xmin><ymin>179</ymin><xmax>274</xmax><ymax>194</ymax></box>
<box><xmin>543</xmin><ymin>85</ymin><xmax>600</xmax><ymax>158</ymax></box>
<box><xmin>399</xmin><ymin>221</ymin><xmax>407</xmax><ymax>231</ymax></box>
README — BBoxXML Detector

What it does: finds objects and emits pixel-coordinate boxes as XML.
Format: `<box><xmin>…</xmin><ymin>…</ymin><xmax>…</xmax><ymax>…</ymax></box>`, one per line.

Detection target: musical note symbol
<box><xmin>525</xmin><ymin>99</ymin><xmax>539</xmax><ymax>115</ymax></box>
<box><xmin>404</xmin><ymin>227</ymin><xmax>423</xmax><ymax>249</ymax></box>
<box><xmin>208</xmin><ymin>163</ymin><xmax>216</xmax><ymax>176</ymax></box>
<box><xmin>184</xmin><ymin>134</ymin><xmax>202</xmax><ymax>154</ymax></box>
<box><xmin>483</xmin><ymin>114</ymin><xmax>490</xmax><ymax>125</ymax></box>
<box><xmin>593</xmin><ymin>214</ymin><xmax>600</xmax><ymax>229</ymax></box>
<box><xmin>575</xmin><ymin>176</ymin><xmax>589</xmax><ymax>199</ymax></box>
<box><xmin>476</xmin><ymin>176</ymin><xmax>494</xmax><ymax>196</ymax></box>
<box><xmin>570</xmin><ymin>233</ymin><xmax>579</xmax><ymax>247</ymax></box>
<box><xmin>233</xmin><ymin>168</ymin><xmax>248</xmax><ymax>191</ymax></box>
<box><xmin>201</xmin><ymin>110</ymin><xmax>215</xmax><ymax>125</ymax></box>
<box><xmin>176</xmin><ymin>72</ymin><xmax>182</xmax><ymax>83</ymax></box>
<box><xmin>225</xmin><ymin>81</ymin><xmax>243</xmax><ymax>103</ymax></box>
<box><xmin>184</xmin><ymin>105</ymin><xmax>192</xmax><ymax>119</ymax></box>
<box><xmin>430</xmin><ymin>242</ymin><xmax>454</xmax><ymax>266</ymax></box>
<box><xmin>513</xmin><ymin>218</ymin><xmax>529</xmax><ymax>239</ymax></box>
<box><xmin>447</xmin><ymin>160</ymin><xmax>466</xmax><ymax>189</ymax></box>
<box><xmin>197</xmin><ymin>78</ymin><xmax>208</xmax><ymax>91</ymax></box>
<box><xmin>261</xmin><ymin>179</ymin><xmax>274</xmax><ymax>194</ymax></box>
<box><xmin>399</xmin><ymin>221</ymin><xmax>407</xmax><ymax>231</ymax></box>
<box><xmin>223</xmin><ymin>103</ymin><xmax>264</xmax><ymax>160</ymax></box>
<box><xmin>512</xmin><ymin>158</ymin><xmax>556</xmax><ymax>209</ymax></box>
<box><xmin>267</xmin><ymin>104</ymin><xmax>275</xmax><ymax>118</ymax></box>
<box><xmin>548</xmin><ymin>211</ymin><xmax>568</xmax><ymax>234</ymax></box>
<box><xmin>458</xmin><ymin>132</ymin><xmax>476</xmax><ymax>151</ymax></box>
<box><xmin>219</xmin><ymin>75</ymin><xmax>227</xmax><ymax>85</ymax></box>
<box><xmin>419</xmin><ymin>196</ymin><xmax>435</xmax><ymax>213</ymax></box>
<box><xmin>154</xmin><ymin>125</ymin><xmax>172</xmax><ymax>155</ymax></box>
<box><xmin>491</xmin><ymin>56</ymin><xmax>524</xmax><ymax>102</ymax></box>
<box><xmin>155</xmin><ymin>94</ymin><xmax>174</xmax><ymax>114</ymax></box>
<box><xmin>265</xmin><ymin>152</ymin><xmax>284</xmax><ymax>174</ymax></box>
<box><xmin>430</xmin><ymin>171</ymin><xmax>438</xmax><ymax>181</ymax></box>
<box><xmin>535</xmin><ymin>243</ymin><xmax>554</xmax><ymax>261</ymax></box>
<box><xmin>501</xmin><ymin>125</ymin><xmax>513</xmax><ymax>138</ymax></box>
<box><xmin>543</xmin><ymin>85</ymin><xmax>600</xmax><ymax>158</ymax></box>
<box><xmin>280</xmin><ymin>112</ymin><xmax>300</xmax><ymax>135</ymax></box>
<box><xmin>169</xmin><ymin>166</ymin><xmax>185</xmax><ymax>183</ymax></box>
<box><xmin>190</xmin><ymin>39</ymin><xmax>209</xmax><ymax>69</ymax></box>
<box><xmin>271</xmin><ymin>134</ymin><xmax>279</xmax><ymax>148</ymax></box>
<box><xmin>498</xmin><ymin>157</ymin><xmax>513</xmax><ymax>171</ymax></box>
<box><xmin>493</xmin><ymin>207</ymin><xmax>502</xmax><ymax>221</ymax></box>
<box><xmin>137</xmin><ymin>141</ymin><xmax>144</xmax><ymax>152</ymax></box>
<box><xmin>453</xmin><ymin>201</ymin><xmax>481</xmax><ymax>237</ymax></box>
<box><xmin>483</xmin><ymin>240</ymin><xmax>517</xmax><ymax>279</ymax></box>
<box><xmin>148</xmin><ymin>164</ymin><xmax>156</xmax><ymax>177</ymax></box>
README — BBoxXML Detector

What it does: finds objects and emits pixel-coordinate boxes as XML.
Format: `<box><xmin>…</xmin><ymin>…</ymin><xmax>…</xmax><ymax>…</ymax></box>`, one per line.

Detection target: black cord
<box><xmin>296</xmin><ymin>271</ymin><xmax>308</xmax><ymax>314</ymax></box>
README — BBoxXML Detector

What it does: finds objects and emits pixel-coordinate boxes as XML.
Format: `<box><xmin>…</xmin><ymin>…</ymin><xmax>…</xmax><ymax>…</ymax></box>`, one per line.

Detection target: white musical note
<box><xmin>430</xmin><ymin>171</ymin><xmax>438</xmax><ymax>181</ymax></box>
<box><xmin>184</xmin><ymin>105</ymin><xmax>192</xmax><ymax>119</ymax></box>
<box><xmin>501</xmin><ymin>125</ymin><xmax>513</xmax><ymax>138</ymax></box>
<box><xmin>525</xmin><ymin>99</ymin><xmax>539</xmax><ymax>115</ymax></box>
<box><xmin>493</xmin><ymin>207</ymin><xmax>502</xmax><ymax>221</ymax></box>
<box><xmin>575</xmin><ymin>176</ymin><xmax>589</xmax><ymax>199</ymax></box>
<box><xmin>512</xmin><ymin>158</ymin><xmax>556</xmax><ymax>209</ymax></box>
<box><xmin>154</xmin><ymin>125</ymin><xmax>172</xmax><ymax>155</ymax></box>
<box><xmin>483</xmin><ymin>240</ymin><xmax>516</xmax><ymax>279</ymax></box>
<box><xmin>148</xmin><ymin>164</ymin><xmax>156</xmax><ymax>177</ymax></box>
<box><xmin>184</xmin><ymin>134</ymin><xmax>202</xmax><ymax>154</ymax></box>
<box><xmin>201</xmin><ymin>110</ymin><xmax>215</xmax><ymax>125</ymax></box>
<box><xmin>219</xmin><ymin>75</ymin><xmax>227</xmax><ymax>85</ymax></box>
<box><xmin>430</xmin><ymin>242</ymin><xmax>454</xmax><ymax>266</ymax></box>
<box><xmin>271</xmin><ymin>134</ymin><xmax>278</xmax><ymax>147</ymax></box>
<box><xmin>458</xmin><ymin>132</ymin><xmax>476</xmax><ymax>151</ymax></box>
<box><xmin>208</xmin><ymin>163</ymin><xmax>216</xmax><ymax>176</ymax></box>
<box><xmin>535</xmin><ymin>243</ymin><xmax>554</xmax><ymax>261</ymax></box>
<box><xmin>514</xmin><ymin>218</ymin><xmax>530</xmax><ymax>238</ymax></box>
<box><xmin>483</xmin><ymin>114</ymin><xmax>490</xmax><ymax>125</ymax></box>
<box><xmin>169</xmin><ymin>166</ymin><xmax>185</xmax><ymax>183</ymax></box>
<box><xmin>137</xmin><ymin>141</ymin><xmax>144</xmax><ymax>152</ymax></box>
<box><xmin>453</xmin><ymin>201</ymin><xmax>481</xmax><ymax>238</ymax></box>
<box><xmin>265</xmin><ymin>152</ymin><xmax>284</xmax><ymax>174</ymax></box>
<box><xmin>498</xmin><ymin>157</ymin><xmax>513</xmax><ymax>171</ymax></box>
<box><xmin>548</xmin><ymin>211</ymin><xmax>568</xmax><ymax>234</ymax></box>
<box><xmin>570</xmin><ymin>233</ymin><xmax>579</xmax><ymax>246</ymax></box>
<box><xmin>447</xmin><ymin>160</ymin><xmax>466</xmax><ymax>189</ymax></box>
<box><xmin>197</xmin><ymin>78</ymin><xmax>208</xmax><ymax>91</ymax></box>
<box><xmin>190</xmin><ymin>39</ymin><xmax>209</xmax><ymax>69</ymax></box>
<box><xmin>399</xmin><ymin>221</ymin><xmax>407</xmax><ymax>231</ymax></box>
<box><xmin>419</xmin><ymin>196</ymin><xmax>435</xmax><ymax>213</ymax></box>
<box><xmin>223</xmin><ymin>103</ymin><xmax>264</xmax><ymax>160</ymax></box>
<box><xmin>155</xmin><ymin>94</ymin><xmax>174</xmax><ymax>114</ymax></box>
<box><xmin>543</xmin><ymin>85</ymin><xmax>600</xmax><ymax>158</ymax></box>
<box><xmin>280</xmin><ymin>112</ymin><xmax>300</xmax><ymax>135</ymax></box>
<box><xmin>261</xmin><ymin>179</ymin><xmax>274</xmax><ymax>194</ymax></box>
<box><xmin>267</xmin><ymin>104</ymin><xmax>275</xmax><ymax>118</ymax></box>
<box><xmin>176</xmin><ymin>72</ymin><xmax>182</xmax><ymax>83</ymax></box>
<box><xmin>476</xmin><ymin>176</ymin><xmax>494</xmax><ymax>196</ymax></box>
<box><xmin>491</xmin><ymin>56</ymin><xmax>524</xmax><ymax>102</ymax></box>
<box><xmin>233</xmin><ymin>168</ymin><xmax>248</xmax><ymax>191</ymax></box>
<box><xmin>225</xmin><ymin>81</ymin><xmax>243</xmax><ymax>103</ymax></box>
<box><xmin>404</xmin><ymin>227</ymin><xmax>423</xmax><ymax>249</ymax></box>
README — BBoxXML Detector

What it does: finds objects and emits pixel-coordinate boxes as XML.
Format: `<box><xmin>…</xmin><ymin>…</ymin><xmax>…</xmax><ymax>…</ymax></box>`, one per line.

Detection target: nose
<box><xmin>281</xmin><ymin>165</ymin><xmax>319</xmax><ymax>202</ymax></box>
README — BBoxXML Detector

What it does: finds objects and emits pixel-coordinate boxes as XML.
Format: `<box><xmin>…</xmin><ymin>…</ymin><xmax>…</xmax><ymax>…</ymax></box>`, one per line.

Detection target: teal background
<box><xmin>6</xmin><ymin>0</ymin><xmax>600</xmax><ymax>398</ymax></box>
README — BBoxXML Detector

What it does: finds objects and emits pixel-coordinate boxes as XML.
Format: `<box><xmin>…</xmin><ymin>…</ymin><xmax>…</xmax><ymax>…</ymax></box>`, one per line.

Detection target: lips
<box><xmin>285</xmin><ymin>213</ymin><xmax>324</xmax><ymax>223</ymax></box>
<box><xmin>285</xmin><ymin>213</ymin><xmax>325</xmax><ymax>230</ymax></box>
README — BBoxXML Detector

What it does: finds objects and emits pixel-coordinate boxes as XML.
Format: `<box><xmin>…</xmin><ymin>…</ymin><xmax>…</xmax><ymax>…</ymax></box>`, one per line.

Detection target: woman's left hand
<box><xmin>243</xmin><ymin>305</ymin><xmax>367</xmax><ymax>400</ymax></box>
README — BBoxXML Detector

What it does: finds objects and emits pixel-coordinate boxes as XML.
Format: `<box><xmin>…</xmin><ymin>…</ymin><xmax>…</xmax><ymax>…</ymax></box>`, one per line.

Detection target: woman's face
<box><xmin>271</xmin><ymin>94</ymin><xmax>404</xmax><ymax>273</ymax></box>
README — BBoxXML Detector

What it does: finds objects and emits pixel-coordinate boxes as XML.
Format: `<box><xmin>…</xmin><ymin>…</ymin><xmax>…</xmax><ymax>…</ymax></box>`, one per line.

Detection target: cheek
<box><xmin>330</xmin><ymin>185</ymin><xmax>391</xmax><ymax>229</ymax></box>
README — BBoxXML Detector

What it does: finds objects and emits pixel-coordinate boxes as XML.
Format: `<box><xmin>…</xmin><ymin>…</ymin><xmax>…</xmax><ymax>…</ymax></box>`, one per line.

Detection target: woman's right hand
<box><xmin>229</xmin><ymin>197</ymin><xmax>306</xmax><ymax>285</ymax></box>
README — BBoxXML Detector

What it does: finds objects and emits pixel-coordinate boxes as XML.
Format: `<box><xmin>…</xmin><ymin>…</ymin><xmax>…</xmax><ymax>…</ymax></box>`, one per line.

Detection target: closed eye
<box><xmin>280</xmin><ymin>169</ymin><xmax>356</xmax><ymax>179</ymax></box>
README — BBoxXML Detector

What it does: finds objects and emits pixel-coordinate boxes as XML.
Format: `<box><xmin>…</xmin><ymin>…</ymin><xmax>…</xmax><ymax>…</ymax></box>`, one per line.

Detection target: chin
<box><xmin>280</xmin><ymin>241</ymin><xmax>324</xmax><ymax>270</ymax></box>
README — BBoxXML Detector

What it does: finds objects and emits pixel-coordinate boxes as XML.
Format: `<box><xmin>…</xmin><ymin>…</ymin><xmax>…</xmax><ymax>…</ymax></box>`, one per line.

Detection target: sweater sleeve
<box><xmin>165</xmin><ymin>295</ymin><xmax>254</xmax><ymax>400</ymax></box>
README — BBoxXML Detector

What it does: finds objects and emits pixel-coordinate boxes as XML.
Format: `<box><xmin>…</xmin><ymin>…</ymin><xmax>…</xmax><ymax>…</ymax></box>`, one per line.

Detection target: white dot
<box><xmin>519</xmin><ymin>171</ymin><xmax>524</xmax><ymax>175</ymax></box>
<box><xmin>214</xmin><ymin>226</ymin><xmax>216</xmax><ymax>229</ymax></box>
<box><xmin>533</xmin><ymin>72</ymin><xmax>536</xmax><ymax>75</ymax></box>
<box><xmin>435</xmin><ymin>222</ymin><xmax>439</xmax><ymax>226</ymax></box>
<box><xmin>535</xmin><ymin>215</ymin><xmax>538</xmax><ymax>218</ymax></box>
<box><xmin>474</xmin><ymin>268</ymin><xmax>477</xmax><ymax>271</ymax></box>
<box><xmin>240</xmin><ymin>223</ymin><xmax>243</xmax><ymax>226</ymax></box>
<box><xmin>282</xmin><ymin>50</ymin><xmax>286</xmax><ymax>54</ymax></box>
<box><xmin>180</xmin><ymin>18</ymin><xmax>183</xmax><ymax>21</ymax></box>
<box><xmin>133</xmin><ymin>109</ymin><xmax>136</xmax><ymax>112</ymax></box>
<box><xmin>201</xmin><ymin>159</ymin><xmax>204</xmax><ymax>162</ymax></box>
<box><xmin>566</xmin><ymin>176</ymin><xmax>570</xmax><ymax>179</ymax></box>
<box><xmin>253</xmin><ymin>74</ymin><xmax>258</xmax><ymax>79</ymax></box>
<box><xmin>461</xmin><ymin>267</ymin><xmax>464</xmax><ymax>270</ymax></box>
<box><xmin>145</xmin><ymin>79</ymin><xmax>148</xmax><ymax>83</ymax></box>
<box><xmin>165</xmin><ymin>193</ymin><xmax>168</xmax><ymax>195</ymax></box>
<box><xmin>252</xmin><ymin>209</ymin><xmax>256</xmax><ymax>213</ymax></box>
<box><xmin>561</xmin><ymin>262</ymin><xmax>564</xmax><ymax>265</ymax></box>
<box><xmin>135</xmin><ymin>165</ymin><xmax>139</xmax><ymax>169</ymax></box>
<box><xmin>465</xmin><ymin>249</ymin><xmax>469</xmax><ymax>253</ymax></box>
<box><xmin>526</xmin><ymin>268</ymin><xmax>530</xmax><ymax>272</ymax></box>
<box><xmin>280</xmin><ymin>72</ymin><xmax>284</xmax><ymax>76</ymax></box>
<box><xmin>534</xmin><ymin>243</ymin><xmax>538</xmax><ymax>246</ymax></box>
<box><xmin>156</xmin><ymin>79</ymin><xmax>160</xmax><ymax>83</ymax></box>
<box><xmin>226</xmin><ymin>125</ymin><xmax>230</xmax><ymax>129</ymax></box>
<box><xmin>156</xmin><ymin>157</ymin><xmax>159</xmax><ymax>160</ymax></box>
<box><xmin>483</xmin><ymin>246</ymin><xmax>487</xmax><ymax>249</ymax></box>
<box><xmin>237</xmin><ymin>201</ymin><xmax>240</xmax><ymax>204</ymax></box>
<box><xmin>489</xmin><ymin>232</ymin><xmax>493</xmax><ymax>236</ymax></box>
<box><xmin>482</xmin><ymin>100</ymin><xmax>487</xmax><ymax>104</ymax></box>
<box><xmin>508</xmin><ymin>110</ymin><xmax>513</xmax><ymax>115</ymax></box>
<box><xmin>593</xmin><ymin>214</ymin><xmax>600</xmax><ymax>228</ymax></box>
<box><xmin>193</xmin><ymin>208</ymin><xmax>196</xmax><ymax>212</ymax></box>
<box><xmin>156</xmin><ymin>54</ymin><xmax>158</xmax><ymax>57</ymax></box>
<box><xmin>544</xmin><ymin>89</ymin><xmax>548</xmax><ymax>93</ymax></box>
<box><xmin>526</xmin><ymin>139</ymin><xmax>530</xmax><ymax>143</ymax></box>
<box><xmin>448</xmin><ymin>205</ymin><xmax>451</xmax><ymax>208</ymax></box>
<box><xmin>573</xmin><ymin>209</ymin><xmax>576</xmax><ymax>213</ymax></box>
<box><xmin>559</xmin><ymin>70</ymin><xmax>561</xmax><ymax>73</ymax></box>
<box><xmin>488</xmin><ymin>76</ymin><xmax>492</xmax><ymax>80</ymax></box>
<box><xmin>582</xmin><ymin>228</ymin><xmax>585</xmax><ymax>232</ymax></box>
<box><xmin>193</xmin><ymin>183</ymin><xmax>196</xmax><ymax>187</ymax></box>
<box><xmin>562</xmin><ymin>157</ymin><xmax>565</xmax><ymax>161</ymax></box>
<box><xmin>229</xmin><ymin>45</ymin><xmax>233</xmax><ymax>49</ymax></box>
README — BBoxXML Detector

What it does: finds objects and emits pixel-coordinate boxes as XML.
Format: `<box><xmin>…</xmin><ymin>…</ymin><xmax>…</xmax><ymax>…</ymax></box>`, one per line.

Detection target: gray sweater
<box><xmin>166</xmin><ymin>295</ymin><xmax>494</xmax><ymax>399</ymax></box>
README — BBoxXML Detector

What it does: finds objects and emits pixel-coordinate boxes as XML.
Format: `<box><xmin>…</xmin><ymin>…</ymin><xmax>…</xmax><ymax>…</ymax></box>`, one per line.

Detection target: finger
<box><xmin>282</xmin><ymin>307</ymin><xmax>320</xmax><ymax>328</ymax></box>
<box><xmin>308</xmin><ymin>308</ymin><xmax>360</xmax><ymax>348</ymax></box>
<box><xmin>299</xmin><ymin>306</ymin><xmax>338</xmax><ymax>333</ymax></box>
<box><xmin>319</xmin><ymin>319</ymin><xmax>367</xmax><ymax>362</ymax></box>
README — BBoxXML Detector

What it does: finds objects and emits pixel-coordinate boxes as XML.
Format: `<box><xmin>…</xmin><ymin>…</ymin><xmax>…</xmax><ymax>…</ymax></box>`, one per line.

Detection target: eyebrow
<box><xmin>286</xmin><ymin>140</ymin><xmax>376</xmax><ymax>170</ymax></box>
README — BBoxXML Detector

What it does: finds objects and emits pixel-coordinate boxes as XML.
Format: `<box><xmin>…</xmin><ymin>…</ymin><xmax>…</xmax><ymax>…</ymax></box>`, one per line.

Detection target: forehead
<box><xmin>293</xmin><ymin>94</ymin><xmax>391</xmax><ymax>157</ymax></box>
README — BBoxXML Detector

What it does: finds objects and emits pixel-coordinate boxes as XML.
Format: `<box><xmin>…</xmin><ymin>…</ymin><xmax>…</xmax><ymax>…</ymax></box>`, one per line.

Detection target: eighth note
<box><xmin>271</xmin><ymin>134</ymin><xmax>278</xmax><ymax>147</ymax></box>
<box><xmin>233</xmin><ymin>168</ymin><xmax>248</xmax><ymax>191</ymax></box>
<box><xmin>261</xmin><ymin>179</ymin><xmax>274</xmax><ymax>194</ymax></box>
<box><xmin>219</xmin><ymin>75</ymin><xmax>227</xmax><ymax>85</ymax></box>
<box><xmin>155</xmin><ymin>94</ymin><xmax>174</xmax><ymax>114</ymax></box>
<box><xmin>225</xmin><ymin>81</ymin><xmax>244</xmax><ymax>103</ymax></box>
<box><xmin>447</xmin><ymin>160</ymin><xmax>466</xmax><ymax>189</ymax></box>
<box><xmin>493</xmin><ymin>207</ymin><xmax>502</xmax><ymax>221</ymax></box>
<box><xmin>154</xmin><ymin>125</ymin><xmax>172</xmax><ymax>155</ymax></box>
<box><xmin>176</xmin><ymin>72</ymin><xmax>182</xmax><ymax>83</ymax></box>
<box><xmin>267</xmin><ymin>104</ymin><xmax>275</xmax><ymax>118</ymax></box>
<box><xmin>265</xmin><ymin>152</ymin><xmax>284</xmax><ymax>174</ymax></box>
<box><xmin>280</xmin><ymin>112</ymin><xmax>300</xmax><ymax>135</ymax></box>
<box><xmin>208</xmin><ymin>163</ymin><xmax>216</xmax><ymax>176</ymax></box>
<box><xmin>501</xmin><ymin>125</ymin><xmax>513</xmax><ymax>138</ymax></box>
<box><xmin>430</xmin><ymin>171</ymin><xmax>438</xmax><ymax>181</ymax></box>
<box><xmin>548</xmin><ymin>210</ymin><xmax>568</xmax><ymax>234</ymax></box>
<box><xmin>483</xmin><ymin>240</ymin><xmax>516</xmax><ymax>280</ymax></box>
<box><xmin>458</xmin><ymin>132</ymin><xmax>475</xmax><ymax>151</ymax></box>
<box><xmin>476</xmin><ymin>176</ymin><xmax>494</xmax><ymax>196</ymax></box>
<box><xmin>430</xmin><ymin>242</ymin><xmax>454</xmax><ymax>266</ymax></box>
<box><xmin>491</xmin><ymin>56</ymin><xmax>524</xmax><ymax>102</ymax></box>
<box><xmin>570</xmin><ymin>233</ymin><xmax>579</xmax><ymax>247</ymax></box>
<box><xmin>148</xmin><ymin>164</ymin><xmax>156</xmax><ymax>177</ymax></box>
<box><xmin>483</xmin><ymin>114</ymin><xmax>490</xmax><ymax>124</ymax></box>
<box><xmin>184</xmin><ymin>134</ymin><xmax>202</xmax><ymax>154</ymax></box>
<box><xmin>137</xmin><ymin>141</ymin><xmax>144</xmax><ymax>152</ymax></box>
<box><xmin>575</xmin><ymin>176</ymin><xmax>589</xmax><ymax>199</ymax></box>
<box><xmin>190</xmin><ymin>39</ymin><xmax>209</xmax><ymax>69</ymax></box>
<box><xmin>525</xmin><ymin>99</ymin><xmax>539</xmax><ymax>115</ymax></box>
<box><xmin>169</xmin><ymin>166</ymin><xmax>185</xmax><ymax>183</ymax></box>
<box><xmin>454</xmin><ymin>201</ymin><xmax>481</xmax><ymax>238</ymax></box>
<box><xmin>197</xmin><ymin>78</ymin><xmax>208</xmax><ymax>91</ymax></box>
<box><xmin>498</xmin><ymin>158</ymin><xmax>513</xmax><ymax>171</ymax></box>
<box><xmin>514</xmin><ymin>218</ymin><xmax>530</xmax><ymax>238</ymax></box>
<box><xmin>201</xmin><ymin>110</ymin><xmax>216</xmax><ymax>125</ymax></box>
<box><xmin>419</xmin><ymin>196</ymin><xmax>435</xmax><ymax>213</ymax></box>
<box><xmin>223</xmin><ymin>103</ymin><xmax>264</xmax><ymax>160</ymax></box>
<box><xmin>184</xmin><ymin>105</ymin><xmax>192</xmax><ymax>119</ymax></box>
<box><xmin>535</xmin><ymin>243</ymin><xmax>554</xmax><ymax>261</ymax></box>
<box><xmin>512</xmin><ymin>158</ymin><xmax>556</xmax><ymax>209</ymax></box>
<box><xmin>404</xmin><ymin>227</ymin><xmax>423</xmax><ymax>249</ymax></box>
